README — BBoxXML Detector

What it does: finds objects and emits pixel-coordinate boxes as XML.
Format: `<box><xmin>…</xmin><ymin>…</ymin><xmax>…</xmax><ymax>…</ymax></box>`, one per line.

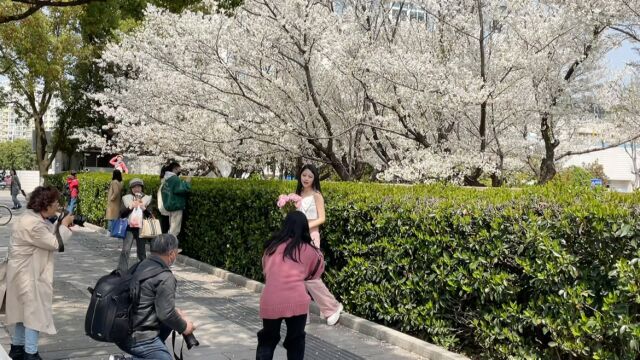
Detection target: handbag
<box><xmin>140</xmin><ymin>218</ymin><xmax>162</xmax><ymax>239</ymax></box>
<box><xmin>157</xmin><ymin>183</ymin><xmax>169</xmax><ymax>216</ymax></box>
<box><xmin>110</xmin><ymin>218</ymin><xmax>128</xmax><ymax>239</ymax></box>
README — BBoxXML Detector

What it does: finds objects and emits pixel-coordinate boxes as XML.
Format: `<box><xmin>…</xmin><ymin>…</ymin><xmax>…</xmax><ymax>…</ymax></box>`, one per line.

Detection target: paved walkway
<box><xmin>0</xmin><ymin>192</ymin><xmax>424</xmax><ymax>360</ymax></box>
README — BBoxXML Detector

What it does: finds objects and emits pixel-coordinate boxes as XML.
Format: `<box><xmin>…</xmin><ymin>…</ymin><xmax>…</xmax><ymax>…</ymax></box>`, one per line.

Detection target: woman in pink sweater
<box><xmin>109</xmin><ymin>154</ymin><xmax>129</xmax><ymax>174</ymax></box>
<box><xmin>257</xmin><ymin>211</ymin><xmax>323</xmax><ymax>360</ymax></box>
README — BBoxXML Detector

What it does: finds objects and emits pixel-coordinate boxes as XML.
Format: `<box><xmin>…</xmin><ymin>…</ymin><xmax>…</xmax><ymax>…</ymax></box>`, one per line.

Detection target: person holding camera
<box><xmin>6</xmin><ymin>186</ymin><xmax>75</xmax><ymax>360</ymax></box>
<box><xmin>109</xmin><ymin>234</ymin><xmax>196</xmax><ymax>360</ymax></box>
<box><xmin>117</xmin><ymin>178</ymin><xmax>152</xmax><ymax>273</ymax></box>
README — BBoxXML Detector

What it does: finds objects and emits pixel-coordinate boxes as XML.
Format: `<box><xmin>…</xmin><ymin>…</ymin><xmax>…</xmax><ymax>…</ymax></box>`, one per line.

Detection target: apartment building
<box><xmin>0</xmin><ymin>100</ymin><xmax>59</xmax><ymax>142</ymax></box>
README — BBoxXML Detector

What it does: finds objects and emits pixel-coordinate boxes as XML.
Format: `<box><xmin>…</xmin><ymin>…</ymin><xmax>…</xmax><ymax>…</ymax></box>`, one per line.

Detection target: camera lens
<box><xmin>73</xmin><ymin>215</ymin><xmax>86</xmax><ymax>227</ymax></box>
<box><xmin>183</xmin><ymin>333</ymin><xmax>199</xmax><ymax>350</ymax></box>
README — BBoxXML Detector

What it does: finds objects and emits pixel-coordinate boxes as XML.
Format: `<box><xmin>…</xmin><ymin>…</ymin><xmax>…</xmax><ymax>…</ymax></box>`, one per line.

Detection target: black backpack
<box><xmin>85</xmin><ymin>263</ymin><xmax>169</xmax><ymax>343</ymax></box>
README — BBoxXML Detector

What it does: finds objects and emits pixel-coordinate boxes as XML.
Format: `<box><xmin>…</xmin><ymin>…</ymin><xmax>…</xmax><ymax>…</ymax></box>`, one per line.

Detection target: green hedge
<box><xmin>45</xmin><ymin>173</ymin><xmax>640</xmax><ymax>359</ymax></box>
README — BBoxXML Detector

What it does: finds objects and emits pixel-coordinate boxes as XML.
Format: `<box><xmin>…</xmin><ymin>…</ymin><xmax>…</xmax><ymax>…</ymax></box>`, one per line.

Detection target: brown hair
<box><xmin>27</xmin><ymin>186</ymin><xmax>61</xmax><ymax>213</ymax></box>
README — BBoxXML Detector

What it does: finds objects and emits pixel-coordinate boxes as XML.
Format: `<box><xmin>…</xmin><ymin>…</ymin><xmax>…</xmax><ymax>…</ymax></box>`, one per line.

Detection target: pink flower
<box><xmin>287</xmin><ymin>193</ymin><xmax>302</xmax><ymax>209</ymax></box>
<box><xmin>277</xmin><ymin>194</ymin><xmax>288</xmax><ymax>208</ymax></box>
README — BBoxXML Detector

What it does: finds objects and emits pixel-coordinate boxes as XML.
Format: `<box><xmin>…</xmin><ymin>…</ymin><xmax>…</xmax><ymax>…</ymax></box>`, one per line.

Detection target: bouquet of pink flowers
<box><xmin>277</xmin><ymin>193</ymin><xmax>302</xmax><ymax>215</ymax></box>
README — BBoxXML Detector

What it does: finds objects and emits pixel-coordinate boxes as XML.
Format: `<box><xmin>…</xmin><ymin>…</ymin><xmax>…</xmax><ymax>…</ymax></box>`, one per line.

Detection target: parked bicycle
<box><xmin>0</xmin><ymin>204</ymin><xmax>12</xmax><ymax>226</ymax></box>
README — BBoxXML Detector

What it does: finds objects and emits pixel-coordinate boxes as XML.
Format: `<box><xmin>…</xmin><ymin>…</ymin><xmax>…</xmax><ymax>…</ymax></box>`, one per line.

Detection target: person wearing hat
<box><xmin>118</xmin><ymin>178</ymin><xmax>153</xmax><ymax>273</ymax></box>
<box><xmin>66</xmin><ymin>170</ymin><xmax>79</xmax><ymax>214</ymax></box>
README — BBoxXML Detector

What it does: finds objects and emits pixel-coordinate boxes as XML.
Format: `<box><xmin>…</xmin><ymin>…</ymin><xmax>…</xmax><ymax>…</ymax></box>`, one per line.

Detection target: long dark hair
<box><xmin>264</xmin><ymin>211</ymin><xmax>313</xmax><ymax>262</ymax></box>
<box><xmin>166</xmin><ymin>161</ymin><xmax>181</xmax><ymax>173</ymax></box>
<box><xmin>295</xmin><ymin>164</ymin><xmax>321</xmax><ymax>195</ymax></box>
<box><xmin>112</xmin><ymin>170</ymin><xmax>122</xmax><ymax>182</ymax></box>
<box><xmin>160</xmin><ymin>164</ymin><xmax>167</xmax><ymax>179</ymax></box>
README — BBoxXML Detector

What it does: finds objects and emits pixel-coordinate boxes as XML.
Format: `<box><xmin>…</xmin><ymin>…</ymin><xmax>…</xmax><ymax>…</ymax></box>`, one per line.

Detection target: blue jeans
<box><xmin>117</xmin><ymin>327</ymin><xmax>172</xmax><ymax>360</ymax></box>
<box><xmin>12</xmin><ymin>323</ymin><xmax>40</xmax><ymax>354</ymax></box>
<box><xmin>67</xmin><ymin>197</ymin><xmax>77</xmax><ymax>214</ymax></box>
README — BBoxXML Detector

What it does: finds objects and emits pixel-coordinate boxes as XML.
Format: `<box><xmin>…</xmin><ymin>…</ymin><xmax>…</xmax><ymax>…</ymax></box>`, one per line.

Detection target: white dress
<box><xmin>299</xmin><ymin>195</ymin><xmax>320</xmax><ymax>246</ymax></box>
<box><xmin>299</xmin><ymin>195</ymin><xmax>318</xmax><ymax>220</ymax></box>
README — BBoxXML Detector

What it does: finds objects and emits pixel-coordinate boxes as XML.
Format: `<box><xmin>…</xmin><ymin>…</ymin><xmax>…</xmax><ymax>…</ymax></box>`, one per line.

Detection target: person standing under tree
<box><xmin>105</xmin><ymin>170</ymin><xmax>123</xmax><ymax>232</ymax></box>
<box><xmin>161</xmin><ymin>162</ymin><xmax>191</xmax><ymax>237</ymax></box>
<box><xmin>66</xmin><ymin>171</ymin><xmax>79</xmax><ymax>214</ymax></box>
<box><xmin>109</xmin><ymin>154</ymin><xmax>129</xmax><ymax>174</ymax></box>
<box><xmin>157</xmin><ymin>164</ymin><xmax>171</xmax><ymax>234</ymax></box>
<box><xmin>118</xmin><ymin>178</ymin><xmax>152</xmax><ymax>273</ymax></box>
<box><xmin>296</xmin><ymin>164</ymin><xmax>343</xmax><ymax>326</ymax></box>
<box><xmin>10</xmin><ymin>169</ymin><xmax>25</xmax><ymax>210</ymax></box>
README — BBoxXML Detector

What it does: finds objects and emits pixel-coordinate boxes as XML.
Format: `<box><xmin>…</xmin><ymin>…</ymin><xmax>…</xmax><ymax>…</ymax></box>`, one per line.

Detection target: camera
<box><xmin>183</xmin><ymin>333</ymin><xmax>199</xmax><ymax>350</ymax></box>
<box><xmin>73</xmin><ymin>215</ymin><xmax>87</xmax><ymax>227</ymax></box>
<box><xmin>49</xmin><ymin>212</ymin><xmax>86</xmax><ymax>227</ymax></box>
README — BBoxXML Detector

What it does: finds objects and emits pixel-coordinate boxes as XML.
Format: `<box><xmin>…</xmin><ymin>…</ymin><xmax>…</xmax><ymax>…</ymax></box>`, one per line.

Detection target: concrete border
<box><xmin>176</xmin><ymin>254</ymin><xmax>470</xmax><ymax>360</ymax></box>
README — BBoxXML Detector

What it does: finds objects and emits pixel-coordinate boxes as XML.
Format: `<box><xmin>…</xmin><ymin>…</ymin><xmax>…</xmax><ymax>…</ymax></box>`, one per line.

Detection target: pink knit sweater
<box><xmin>259</xmin><ymin>241</ymin><xmax>324</xmax><ymax>319</ymax></box>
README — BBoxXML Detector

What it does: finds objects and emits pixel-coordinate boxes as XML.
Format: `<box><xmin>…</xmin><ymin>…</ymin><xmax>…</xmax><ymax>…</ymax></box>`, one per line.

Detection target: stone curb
<box><xmin>176</xmin><ymin>254</ymin><xmax>470</xmax><ymax>360</ymax></box>
<box><xmin>83</xmin><ymin>222</ymin><xmax>109</xmax><ymax>235</ymax></box>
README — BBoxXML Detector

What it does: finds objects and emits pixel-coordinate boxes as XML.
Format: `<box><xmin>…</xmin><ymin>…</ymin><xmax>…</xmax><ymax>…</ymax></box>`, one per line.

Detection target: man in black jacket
<box><xmin>109</xmin><ymin>234</ymin><xmax>195</xmax><ymax>360</ymax></box>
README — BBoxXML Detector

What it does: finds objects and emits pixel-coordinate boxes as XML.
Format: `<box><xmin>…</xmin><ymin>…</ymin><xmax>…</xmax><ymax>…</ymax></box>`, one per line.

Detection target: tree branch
<box><xmin>555</xmin><ymin>133</ymin><xmax>640</xmax><ymax>161</ymax></box>
<box><xmin>11</xmin><ymin>0</ymin><xmax>103</xmax><ymax>7</ymax></box>
<box><xmin>1</xmin><ymin>0</ymin><xmax>104</xmax><ymax>24</ymax></box>
<box><xmin>610</xmin><ymin>25</ymin><xmax>640</xmax><ymax>43</ymax></box>
<box><xmin>0</xmin><ymin>4</ymin><xmax>41</xmax><ymax>24</ymax></box>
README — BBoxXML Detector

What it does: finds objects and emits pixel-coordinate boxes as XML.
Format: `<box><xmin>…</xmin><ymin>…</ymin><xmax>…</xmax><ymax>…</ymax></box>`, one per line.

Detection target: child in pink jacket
<box><xmin>257</xmin><ymin>211</ymin><xmax>323</xmax><ymax>360</ymax></box>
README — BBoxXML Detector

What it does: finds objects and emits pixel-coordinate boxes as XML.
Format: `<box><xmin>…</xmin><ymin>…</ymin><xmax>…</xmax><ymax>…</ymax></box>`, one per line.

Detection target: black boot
<box><xmin>23</xmin><ymin>353</ymin><xmax>42</xmax><ymax>360</ymax></box>
<box><xmin>8</xmin><ymin>344</ymin><xmax>25</xmax><ymax>360</ymax></box>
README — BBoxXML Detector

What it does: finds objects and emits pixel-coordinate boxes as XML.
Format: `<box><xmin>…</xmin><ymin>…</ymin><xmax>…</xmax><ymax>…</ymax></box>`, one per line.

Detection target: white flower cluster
<box><xmin>85</xmin><ymin>0</ymin><xmax>640</xmax><ymax>182</ymax></box>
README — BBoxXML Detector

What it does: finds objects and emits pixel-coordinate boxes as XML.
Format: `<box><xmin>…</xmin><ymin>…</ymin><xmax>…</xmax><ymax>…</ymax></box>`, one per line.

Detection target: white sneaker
<box><xmin>327</xmin><ymin>303</ymin><xmax>343</xmax><ymax>326</ymax></box>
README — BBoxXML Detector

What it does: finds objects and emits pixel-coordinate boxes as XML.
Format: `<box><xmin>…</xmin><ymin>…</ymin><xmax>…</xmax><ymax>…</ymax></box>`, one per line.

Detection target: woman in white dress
<box><xmin>296</xmin><ymin>164</ymin><xmax>343</xmax><ymax>326</ymax></box>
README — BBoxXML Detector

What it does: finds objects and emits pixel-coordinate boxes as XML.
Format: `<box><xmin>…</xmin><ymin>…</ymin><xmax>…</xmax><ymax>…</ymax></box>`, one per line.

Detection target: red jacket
<box><xmin>67</xmin><ymin>177</ymin><xmax>79</xmax><ymax>198</ymax></box>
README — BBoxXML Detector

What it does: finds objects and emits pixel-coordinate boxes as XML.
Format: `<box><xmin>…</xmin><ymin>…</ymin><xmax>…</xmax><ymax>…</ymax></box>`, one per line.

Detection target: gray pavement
<box><xmin>0</xmin><ymin>191</ymin><xmax>424</xmax><ymax>360</ymax></box>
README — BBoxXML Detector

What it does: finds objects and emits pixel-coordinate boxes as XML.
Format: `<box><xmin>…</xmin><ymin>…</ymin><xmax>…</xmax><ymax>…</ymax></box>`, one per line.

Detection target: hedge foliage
<box><xmin>45</xmin><ymin>173</ymin><xmax>640</xmax><ymax>359</ymax></box>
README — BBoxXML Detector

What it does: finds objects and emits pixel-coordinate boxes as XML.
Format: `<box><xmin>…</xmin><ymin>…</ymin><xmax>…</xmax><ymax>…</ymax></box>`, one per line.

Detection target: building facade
<box><xmin>0</xmin><ymin>100</ymin><xmax>59</xmax><ymax>142</ymax></box>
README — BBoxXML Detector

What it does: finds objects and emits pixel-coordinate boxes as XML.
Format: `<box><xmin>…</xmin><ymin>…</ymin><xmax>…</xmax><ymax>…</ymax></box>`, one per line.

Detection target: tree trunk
<box><xmin>491</xmin><ymin>173</ymin><xmax>503</xmax><ymax>187</ymax></box>
<box><xmin>538</xmin><ymin>113</ymin><xmax>559</xmax><ymax>184</ymax></box>
<box><xmin>466</xmin><ymin>0</ymin><xmax>488</xmax><ymax>185</ymax></box>
<box><xmin>33</xmin><ymin>113</ymin><xmax>52</xmax><ymax>177</ymax></box>
<box><xmin>464</xmin><ymin>169</ymin><xmax>485</xmax><ymax>186</ymax></box>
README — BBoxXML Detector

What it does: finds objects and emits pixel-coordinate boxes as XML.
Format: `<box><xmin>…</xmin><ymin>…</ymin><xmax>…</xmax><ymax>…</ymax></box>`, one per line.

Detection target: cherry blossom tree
<box><xmin>87</xmin><ymin>0</ymin><xmax>640</xmax><ymax>183</ymax></box>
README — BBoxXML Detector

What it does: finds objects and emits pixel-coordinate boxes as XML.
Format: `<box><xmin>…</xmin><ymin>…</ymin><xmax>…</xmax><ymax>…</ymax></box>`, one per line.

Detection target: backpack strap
<box><xmin>127</xmin><ymin>264</ymin><xmax>171</xmax><ymax>334</ymax></box>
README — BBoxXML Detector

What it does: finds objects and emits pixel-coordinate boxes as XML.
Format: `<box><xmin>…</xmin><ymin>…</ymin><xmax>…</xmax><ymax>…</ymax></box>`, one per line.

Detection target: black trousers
<box><xmin>256</xmin><ymin>314</ymin><xmax>306</xmax><ymax>360</ymax></box>
<box><xmin>160</xmin><ymin>215</ymin><xmax>170</xmax><ymax>234</ymax></box>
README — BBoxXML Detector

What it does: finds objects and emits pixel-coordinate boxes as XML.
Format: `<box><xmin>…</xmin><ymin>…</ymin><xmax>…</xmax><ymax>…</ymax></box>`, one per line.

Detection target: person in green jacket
<box><xmin>161</xmin><ymin>161</ymin><xmax>191</xmax><ymax>236</ymax></box>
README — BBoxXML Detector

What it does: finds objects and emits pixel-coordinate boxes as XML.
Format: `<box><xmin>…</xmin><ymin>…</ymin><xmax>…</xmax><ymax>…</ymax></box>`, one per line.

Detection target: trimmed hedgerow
<box><xmin>45</xmin><ymin>173</ymin><xmax>640</xmax><ymax>359</ymax></box>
